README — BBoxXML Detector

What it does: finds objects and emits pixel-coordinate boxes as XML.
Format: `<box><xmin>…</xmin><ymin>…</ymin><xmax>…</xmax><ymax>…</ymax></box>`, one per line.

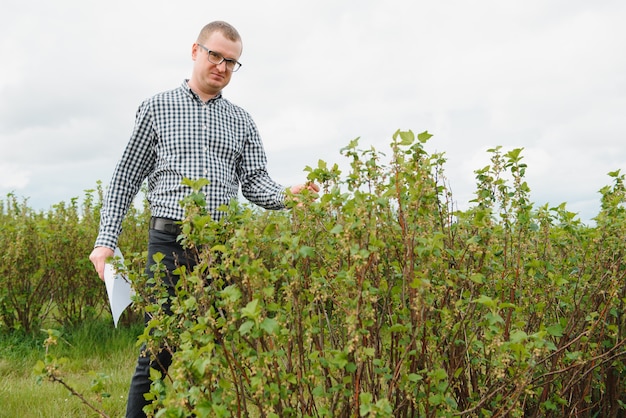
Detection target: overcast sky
<box><xmin>1</xmin><ymin>0</ymin><xmax>624</xmax><ymax>224</ymax></box>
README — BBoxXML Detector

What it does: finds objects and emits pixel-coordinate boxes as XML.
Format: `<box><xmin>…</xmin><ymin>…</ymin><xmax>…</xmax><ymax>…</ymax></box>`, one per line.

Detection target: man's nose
<box><xmin>216</xmin><ymin>61</ymin><xmax>228</xmax><ymax>72</ymax></box>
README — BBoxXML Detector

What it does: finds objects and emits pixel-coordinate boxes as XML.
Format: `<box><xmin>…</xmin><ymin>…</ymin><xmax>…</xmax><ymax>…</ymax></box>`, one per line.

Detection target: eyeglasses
<box><xmin>197</xmin><ymin>44</ymin><xmax>242</xmax><ymax>72</ymax></box>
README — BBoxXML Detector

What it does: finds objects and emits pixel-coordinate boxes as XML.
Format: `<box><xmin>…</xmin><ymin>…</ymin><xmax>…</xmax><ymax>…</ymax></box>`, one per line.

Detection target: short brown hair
<box><xmin>197</xmin><ymin>21</ymin><xmax>242</xmax><ymax>44</ymax></box>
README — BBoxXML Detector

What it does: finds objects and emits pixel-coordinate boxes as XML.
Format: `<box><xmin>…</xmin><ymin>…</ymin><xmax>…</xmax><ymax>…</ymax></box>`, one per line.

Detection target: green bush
<box><xmin>0</xmin><ymin>196</ymin><xmax>54</xmax><ymax>332</ymax></box>
<box><xmin>125</xmin><ymin>130</ymin><xmax>625</xmax><ymax>417</ymax></box>
<box><xmin>3</xmin><ymin>129</ymin><xmax>625</xmax><ymax>416</ymax></box>
<box><xmin>0</xmin><ymin>183</ymin><xmax>148</xmax><ymax>332</ymax></box>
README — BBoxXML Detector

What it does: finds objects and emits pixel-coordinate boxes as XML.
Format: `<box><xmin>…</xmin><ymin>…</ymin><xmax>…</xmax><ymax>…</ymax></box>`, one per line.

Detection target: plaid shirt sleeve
<box><xmin>237</xmin><ymin>115</ymin><xmax>286</xmax><ymax>210</ymax></box>
<box><xmin>94</xmin><ymin>98</ymin><xmax>158</xmax><ymax>249</ymax></box>
<box><xmin>94</xmin><ymin>81</ymin><xmax>286</xmax><ymax>249</ymax></box>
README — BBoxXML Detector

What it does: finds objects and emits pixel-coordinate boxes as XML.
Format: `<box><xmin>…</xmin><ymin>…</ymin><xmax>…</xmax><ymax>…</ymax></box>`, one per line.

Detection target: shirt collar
<box><xmin>182</xmin><ymin>79</ymin><xmax>223</xmax><ymax>103</ymax></box>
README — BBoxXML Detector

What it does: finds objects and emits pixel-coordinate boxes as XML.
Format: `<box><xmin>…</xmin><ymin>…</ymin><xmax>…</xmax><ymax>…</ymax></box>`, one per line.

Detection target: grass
<box><xmin>0</xmin><ymin>317</ymin><xmax>143</xmax><ymax>418</ymax></box>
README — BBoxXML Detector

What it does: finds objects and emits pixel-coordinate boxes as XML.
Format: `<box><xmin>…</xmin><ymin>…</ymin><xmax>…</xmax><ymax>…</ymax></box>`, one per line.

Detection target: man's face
<box><xmin>191</xmin><ymin>31</ymin><xmax>242</xmax><ymax>97</ymax></box>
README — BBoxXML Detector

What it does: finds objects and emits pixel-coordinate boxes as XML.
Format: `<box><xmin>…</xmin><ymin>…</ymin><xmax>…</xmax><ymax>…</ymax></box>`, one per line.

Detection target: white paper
<box><xmin>104</xmin><ymin>248</ymin><xmax>134</xmax><ymax>327</ymax></box>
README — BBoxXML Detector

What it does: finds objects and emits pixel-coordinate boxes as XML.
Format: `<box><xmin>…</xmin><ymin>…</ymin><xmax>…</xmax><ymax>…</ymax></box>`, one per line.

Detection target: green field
<box><xmin>0</xmin><ymin>319</ymin><xmax>142</xmax><ymax>418</ymax></box>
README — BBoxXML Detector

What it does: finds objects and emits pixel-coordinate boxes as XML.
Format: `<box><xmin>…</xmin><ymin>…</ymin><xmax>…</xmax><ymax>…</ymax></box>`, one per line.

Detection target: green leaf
<box><xmin>329</xmin><ymin>224</ymin><xmax>343</xmax><ymax>234</ymax></box>
<box><xmin>474</xmin><ymin>295</ymin><xmax>497</xmax><ymax>309</ymax></box>
<box><xmin>470</xmin><ymin>273</ymin><xmax>484</xmax><ymax>284</ymax></box>
<box><xmin>408</xmin><ymin>373</ymin><xmax>422</xmax><ymax>382</ymax></box>
<box><xmin>298</xmin><ymin>245</ymin><xmax>315</xmax><ymax>258</ymax></box>
<box><xmin>397</xmin><ymin>130</ymin><xmax>415</xmax><ymax>145</ymax></box>
<box><xmin>260</xmin><ymin>317</ymin><xmax>279</xmax><ymax>335</ymax></box>
<box><xmin>211</xmin><ymin>244</ymin><xmax>227</xmax><ymax>253</ymax></box>
<box><xmin>547</xmin><ymin>323</ymin><xmax>564</xmax><ymax>337</ymax></box>
<box><xmin>359</xmin><ymin>392</ymin><xmax>373</xmax><ymax>416</ymax></box>
<box><xmin>263</xmin><ymin>222</ymin><xmax>277</xmax><ymax>235</ymax></box>
<box><xmin>389</xmin><ymin>324</ymin><xmax>408</xmax><ymax>333</ymax></box>
<box><xmin>220</xmin><ymin>284</ymin><xmax>241</xmax><ymax>303</ymax></box>
<box><xmin>363</xmin><ymin>347</ymin><xmax>375</xmax><ymax>357</ymax></box>
<box><xmin>346</xmin><ymin>362</ymin><xmax>357</xmax><ymax>373</ymax></box>
<box><xmin>241</xmin><ymin>299</ymin><xmax>261</xmax><ymax>319</ymax></box>
<box><xmin>239</xmin><ymin>320</ymin><xmax>255</xmax><ymax>335</ymax></box>
<box><xmin>509</xmin><ymin>329</ymin><xmax>528</xmax><ymax>343</ymax></box>
<box><xmin>33</xmin><ymin>360</ymin><xmax>45</xmax><ymax>375</ymax></box>
<box><xmin>417</xmin><ymin>130</ymin><xmax>433</xmax><ymax>143</ymax></box>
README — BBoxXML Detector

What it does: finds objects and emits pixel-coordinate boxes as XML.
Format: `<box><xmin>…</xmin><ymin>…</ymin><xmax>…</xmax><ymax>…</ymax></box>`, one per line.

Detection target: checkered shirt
<box><xmin>95</xmin><ymin>80</ymin><xmax>286</xmax><ymax>249</ymax></box>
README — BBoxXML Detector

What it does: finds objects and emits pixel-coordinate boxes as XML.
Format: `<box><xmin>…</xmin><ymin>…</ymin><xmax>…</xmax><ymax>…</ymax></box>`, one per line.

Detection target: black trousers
<box><xmin>125</xmin><ymin>228</ymin><xmax>197</xmax><ymax>418</ymax></box>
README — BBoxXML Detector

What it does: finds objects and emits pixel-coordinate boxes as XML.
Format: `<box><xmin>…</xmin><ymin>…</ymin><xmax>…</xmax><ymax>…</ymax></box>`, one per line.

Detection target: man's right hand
<box><xmin>89</xmin><ymin>246</ymin><xmax>115</xmax><ymax>281</ymax></box>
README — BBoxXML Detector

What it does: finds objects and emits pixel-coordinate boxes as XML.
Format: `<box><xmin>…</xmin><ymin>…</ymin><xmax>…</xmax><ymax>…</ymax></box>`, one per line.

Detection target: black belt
<box><xmin>150</xmin><ymin>217</ymin><xmax>182</xmax><ymax>236</ymax></box>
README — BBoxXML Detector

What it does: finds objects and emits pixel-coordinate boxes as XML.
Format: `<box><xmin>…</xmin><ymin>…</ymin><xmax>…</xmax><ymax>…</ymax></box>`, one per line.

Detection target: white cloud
<box><xmin>0</xmin><ymin>164</ymin><xmax>30</xmax><ymax>189</ymax></box>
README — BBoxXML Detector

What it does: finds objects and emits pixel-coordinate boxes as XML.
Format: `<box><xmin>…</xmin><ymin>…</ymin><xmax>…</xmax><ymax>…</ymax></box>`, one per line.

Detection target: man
<box><xmin>89</xmin><ymin>21</ymin><xmax>318</xmax><ymax>417</ymax></box>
